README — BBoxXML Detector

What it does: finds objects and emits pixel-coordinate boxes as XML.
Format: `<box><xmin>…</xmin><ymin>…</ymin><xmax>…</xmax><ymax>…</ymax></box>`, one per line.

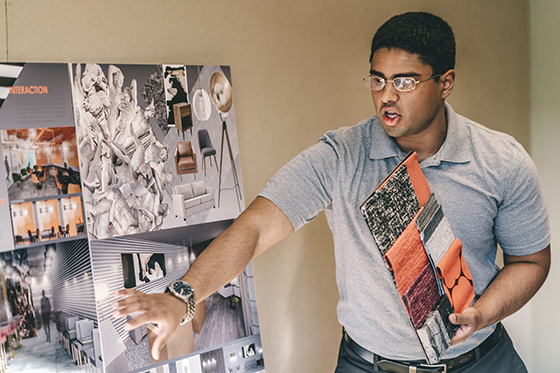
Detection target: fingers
<box><xmin>114</xmin><ymin>288</ymin><xmax>141</xmax><ymax>297</ymax></box>
<box><xmin>449</xmin><ymin>312</ymin><xmax>473</xmax><ymax>326</ymax></box>
<box><xmin>111</xmin><ymin>290</ymin><xmax>148</xmax><ymax>318</ymax></box>
<box><xmin>109</xmin><ymin>289</ymin><xmax>185</xmax><ymax>360</ymax></box>
<box><xmin>450</xmin><ymin>324</ymin><xmax>475</xmax><ymax>345</ymax></box>
<box><xmin>121</xmin><ymin>312</ymin><xmax>152</xmax><ymax>331</ymax></box>
<box><xmin>151</xmin><ymin>326</ymin><xmax>174</xmax><ymax>360</ymax></box>
<box><xmin>448</xmin><ymin>307</ymin><xmax>481</xmax><ymax>346</ymax></box>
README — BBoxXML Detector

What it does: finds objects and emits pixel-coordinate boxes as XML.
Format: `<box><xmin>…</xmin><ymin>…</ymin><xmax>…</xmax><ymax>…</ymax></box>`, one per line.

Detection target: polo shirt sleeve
<box><xmin>258</xmin><ymin>132</ymin><xmax>341</xmax><ymax>231</ymax></box>
<box><xmin>494</xmin><ymin>145</ymin><xmax>550</xmax><ymax>256</ymax></box>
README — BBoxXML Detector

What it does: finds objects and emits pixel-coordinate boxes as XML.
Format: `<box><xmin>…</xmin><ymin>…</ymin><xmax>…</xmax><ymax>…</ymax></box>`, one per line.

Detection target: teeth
<box><xmin>386</xmin><ymin>112</ymin><xmax>398</xmax><ymax>119</ymax></box>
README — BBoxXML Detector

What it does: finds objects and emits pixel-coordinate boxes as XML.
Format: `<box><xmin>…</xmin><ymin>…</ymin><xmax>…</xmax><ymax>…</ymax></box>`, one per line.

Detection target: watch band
<box><xmin>166</xmin><ymin>280</ymin><xmax>196</xmax><ymax>326</ymax></box>
<box><xmin>180</xmin><ymin>291</ymin><xmax>196</xmax><ymax>325</ymax></box>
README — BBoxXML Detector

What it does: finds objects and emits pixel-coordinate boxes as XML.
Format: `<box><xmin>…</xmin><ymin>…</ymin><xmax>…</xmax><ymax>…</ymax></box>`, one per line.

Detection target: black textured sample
<box><xmin>435</xmin><ymin>294</ymin><xmax>459</xmax><ymax>339</ymax></box>
<box><xmin>361</xmin><ymin>165</ymin><xmax>421</xmax><ymax>255</ymax></box>
<box><xmin>416</xmin><ymin>295</ymin><xmax>459</xmax><ymax>364</ymax></box>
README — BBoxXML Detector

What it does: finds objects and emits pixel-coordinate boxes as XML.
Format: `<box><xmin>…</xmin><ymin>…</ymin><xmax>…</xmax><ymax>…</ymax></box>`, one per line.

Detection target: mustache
<box><xmin>380</xmin><ymin>103</ymin><xmax>401</xmax><ymax>113</ymax></box>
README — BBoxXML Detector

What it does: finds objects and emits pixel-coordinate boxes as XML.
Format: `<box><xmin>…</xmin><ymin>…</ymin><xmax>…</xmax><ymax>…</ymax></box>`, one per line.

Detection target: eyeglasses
<box><xmin>363</xmin><ymin>74</ymin><xmax>441</xmax><ymax>92</ymax></box>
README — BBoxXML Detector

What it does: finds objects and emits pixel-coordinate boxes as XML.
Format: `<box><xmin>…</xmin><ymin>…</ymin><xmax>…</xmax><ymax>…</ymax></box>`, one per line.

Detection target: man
<box><xmin>41</xmin><ymin>289</ymin><xmax>51</xmax><ymax>343</ymax></box>
<box><xmin>112</xmin><ymin>12</ymin><xmax>550</xmax><ymax>372</ymax></box>
<box><xmin>4</xmin><ymin>155</ymin><xmax>9</xmax><ymax>182</ymax></box>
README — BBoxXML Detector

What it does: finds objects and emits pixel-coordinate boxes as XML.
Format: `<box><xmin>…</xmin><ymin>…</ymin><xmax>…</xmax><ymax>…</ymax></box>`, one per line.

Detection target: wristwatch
<box><xmin>166</xmin><ymin>280</ymin><xmax>196</xmax><ymax>326</ymax></box>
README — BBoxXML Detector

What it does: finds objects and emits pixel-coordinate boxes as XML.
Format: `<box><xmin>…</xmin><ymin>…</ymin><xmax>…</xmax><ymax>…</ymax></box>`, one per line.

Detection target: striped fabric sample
<box><xmin>424</xmin><ymin>214</ymin><xmax>454</xmax><ymax>267</ymax></box>
<box><xmin>421</xmin><ymin>205</ymin><xmax>444</xmax><ymax>244</ymax></box>
<box><xmin>402</xmin><ymin>262</ymin><xmax>440</xmax><ymax>328</ymax></box>
<box><xmin>417</xmin><ymin>194</ymin><xmax>455</xmax><ymax>266</ymax></box>
<box><xmin>361</xmin><ymin>165</ymin><xmax>421</xmax><ymax>255</ymax></box>
<box><xmin>436</xmin><ymin>238</ymin><xmax>475</xmax><ymax>313</ymax></box>
<box><xmin>416</xmin><ymin>194</ymin><xmax>439</xmax><ymax>232</ymax></box>
<box><xmin>384</xmin><ymin>214</ymin><xmax>428</xmax><ymax>295</ymax></box>
<box><xmin>416</xmin><ymin>295</ymin><xmax>458</xmax><ymax>364</ymax></box>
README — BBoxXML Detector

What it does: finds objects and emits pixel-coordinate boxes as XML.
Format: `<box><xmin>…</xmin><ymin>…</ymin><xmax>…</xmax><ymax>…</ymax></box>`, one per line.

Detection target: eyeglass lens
<box><xmin>364</xmin><ymin>76</ymin><xmax>416</xmax><ymax>92</ymax></box>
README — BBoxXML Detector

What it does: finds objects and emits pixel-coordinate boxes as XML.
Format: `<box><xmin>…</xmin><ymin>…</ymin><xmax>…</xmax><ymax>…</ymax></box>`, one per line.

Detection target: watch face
<box><xmin>172</xmin><ymin>281</ymin><xmax>192</xmax><ymax>296</ymax></box>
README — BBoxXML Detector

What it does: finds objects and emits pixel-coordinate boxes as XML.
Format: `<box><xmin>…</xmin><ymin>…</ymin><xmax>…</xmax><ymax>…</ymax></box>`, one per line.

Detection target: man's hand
<box><xmin>448</xmin><ymin>307</ymin><xmax>483</xmax><ymax>345</ymax></box>
<box><xmin>447</xmin><ymin>246</ymin><xmax>550</xmax><ymax>347</ymax></box>
<box><xmin>111</xmin><ymin>289</ymin><xmax>187</xmax><ymax>360</ymax></box>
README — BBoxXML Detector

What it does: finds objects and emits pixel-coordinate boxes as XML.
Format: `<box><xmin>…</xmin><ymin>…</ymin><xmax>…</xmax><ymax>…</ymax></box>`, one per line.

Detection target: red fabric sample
<box><xmin>403</xmin><ymin>262</ymin><xmax>441</xmax><ymax>329</ymax></box>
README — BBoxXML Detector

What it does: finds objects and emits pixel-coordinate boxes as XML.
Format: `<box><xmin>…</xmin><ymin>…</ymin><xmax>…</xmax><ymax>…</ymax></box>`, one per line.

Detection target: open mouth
<box><xmin>382</xmin><ymin>108</ymin><xmax>402</xmax><ymax>126</ymax></box>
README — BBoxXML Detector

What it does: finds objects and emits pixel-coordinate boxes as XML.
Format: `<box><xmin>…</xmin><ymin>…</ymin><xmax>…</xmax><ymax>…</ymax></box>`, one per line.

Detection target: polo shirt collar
<box><xmin>368</xmin><ymin>102</ymin><xmax>471</xmax><ymax>165</ymax></box>
<box><xmin>436</xmin><ymin>102</ymin><xmax>471</xmax><ymax>164</ymax></box>
<box><xmin>368</xmin><ymin>117</ymin><xmax>405</xmax><ymax>160</ymax></box>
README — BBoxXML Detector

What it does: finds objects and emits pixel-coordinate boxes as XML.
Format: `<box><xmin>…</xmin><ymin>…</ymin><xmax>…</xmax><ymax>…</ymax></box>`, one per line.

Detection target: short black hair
<box><xmin>369</xmin><ymin>12</ymin><xmax>456</xmax><ymax>75</ymax></box>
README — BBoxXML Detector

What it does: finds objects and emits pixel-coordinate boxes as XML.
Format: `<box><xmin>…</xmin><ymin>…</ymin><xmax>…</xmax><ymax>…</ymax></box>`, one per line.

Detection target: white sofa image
<box><xmin>172</xmin><ymin>181</ymin><xmax>215</xmax><ymax>219</ymax></box>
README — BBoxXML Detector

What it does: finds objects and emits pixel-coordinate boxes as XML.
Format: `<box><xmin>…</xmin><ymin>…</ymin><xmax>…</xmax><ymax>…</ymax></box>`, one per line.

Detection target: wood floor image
<box><xmin>193</xmin><ymin>293</ymin><xmax>247</xmax><ymax>351</ymax></box>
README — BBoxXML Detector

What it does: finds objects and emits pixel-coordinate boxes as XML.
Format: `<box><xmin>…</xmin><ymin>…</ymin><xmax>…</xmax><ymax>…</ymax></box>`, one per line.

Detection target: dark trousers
<box><xmin>42</xmin><ymin>315</ymin><xmax>51</xmax><ymax>342</ymax></box>
<box><xmin>335</xmin><ymin>327</ymin><xmax>528</xmax><ymax>373</ymax></box>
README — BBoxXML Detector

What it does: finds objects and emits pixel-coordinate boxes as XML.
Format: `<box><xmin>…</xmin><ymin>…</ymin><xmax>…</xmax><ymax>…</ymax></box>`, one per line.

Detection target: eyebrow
<box><xmin>369</xmin><ymin>69</ymin><xmax>422</xmax><ymax>79</ymax></box>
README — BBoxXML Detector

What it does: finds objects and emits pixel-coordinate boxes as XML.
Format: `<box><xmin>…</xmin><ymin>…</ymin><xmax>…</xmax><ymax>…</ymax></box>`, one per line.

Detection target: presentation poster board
<box><xmin>0</xmin><ymin>62</ymin><xmax>265</xmax><ymax>373</ymax></box>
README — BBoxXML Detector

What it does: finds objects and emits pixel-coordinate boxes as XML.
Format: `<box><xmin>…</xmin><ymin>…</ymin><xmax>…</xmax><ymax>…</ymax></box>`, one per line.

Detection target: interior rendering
<box><xmin>2</xmin><ymin>127</ymin><xmax>84</xmax><ymax>247</ymax></box>
<box><xmin>90</xmin><ymin>220</ymin><xmax>261</xmax><ymax>373</ymax></box>
<box><xmin>0</xmin><ymin>239</ymin><xmax>98</xmax><ymax>372</ymax></box>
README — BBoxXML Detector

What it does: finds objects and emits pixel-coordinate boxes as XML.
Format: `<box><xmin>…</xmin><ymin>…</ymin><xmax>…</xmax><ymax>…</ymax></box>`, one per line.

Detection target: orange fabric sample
<box><xmin>436</xmin><ymin>238</ymin><xmax>475</xmax><ymax>313</ymax></box>
<box><xmin>402</xmin><ymin>153</ymin><xmax>431</xmax><ymax>206</ymax></box>
<box><xmin>384</xmin><ymin>213</ymin><xmax>428</xmax><ymax>296</ymax></box>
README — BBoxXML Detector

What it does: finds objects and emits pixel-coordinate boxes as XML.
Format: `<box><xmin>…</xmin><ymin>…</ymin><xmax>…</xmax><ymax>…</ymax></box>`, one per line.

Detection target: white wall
<box><xmin>530</xmin><ymin>1</ymin><xmax>560</xmax><ymax>372</ymax></box>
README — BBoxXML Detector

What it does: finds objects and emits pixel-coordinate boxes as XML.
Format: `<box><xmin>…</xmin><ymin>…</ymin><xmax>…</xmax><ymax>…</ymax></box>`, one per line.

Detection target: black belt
<box><xmin>343</xmin><ymin>323</ymin><xmax>504</xmax><ymax>373</ymax></box>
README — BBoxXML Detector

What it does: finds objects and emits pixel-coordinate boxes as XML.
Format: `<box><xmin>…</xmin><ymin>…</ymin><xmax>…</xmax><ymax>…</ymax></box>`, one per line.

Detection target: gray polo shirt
<box><xmin>259</xmin><ymin>102</ymin><xmax>550</xmax><ymax>360</ymax></box>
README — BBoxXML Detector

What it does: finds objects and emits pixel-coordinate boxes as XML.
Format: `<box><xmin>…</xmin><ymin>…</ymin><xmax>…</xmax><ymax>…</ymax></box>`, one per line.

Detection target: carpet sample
<box><xmin>401</xmin><ymin>153</ymin><xmax>431</xmax><ymax>206</ymax></box>
<box><xmin>423</xmin><ymin>214</ymin><xmax>455</xmax><ymax>267</ymax></box>
<box><xmin>384</xmin><ymin>214</ymin><xmax>428</xmax><ymax>295</ymax></box>
<box><xmin>416</xmin><ymin>295</ymin><xmax>458</xmax><ymax>364</ymax></box>
<box><xmin>416</xmin><ymin>193</ymin><xmax>439</xmax><ymax>232</ymax></box>
<box><xmin>361</xmin><ymin>165</ymin><xmax>421</xmax><ymax>255</ymax></box>
<box><xmin>403</xmin><ymin>262</ymin><xmax>441</xmax><ymax>329</ymax></box>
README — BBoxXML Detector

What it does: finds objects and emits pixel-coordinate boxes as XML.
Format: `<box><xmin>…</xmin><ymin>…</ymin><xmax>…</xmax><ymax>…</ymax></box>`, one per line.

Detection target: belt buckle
<box><xmin>418</xmin><ymin>363</ymin><xmax>447</xmax><ymax>373</ymax></box>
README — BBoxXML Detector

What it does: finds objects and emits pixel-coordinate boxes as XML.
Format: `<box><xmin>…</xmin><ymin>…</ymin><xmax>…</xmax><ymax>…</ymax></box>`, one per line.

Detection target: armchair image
<box><xmin>175</xmin><ymin>141</ymin><xmax>198</xmax><ymax>176</ymax></box>
<box><xmin>172</xmin><ymin>181</ymin><xmax>215</xmax><ymax>219</ymax></box>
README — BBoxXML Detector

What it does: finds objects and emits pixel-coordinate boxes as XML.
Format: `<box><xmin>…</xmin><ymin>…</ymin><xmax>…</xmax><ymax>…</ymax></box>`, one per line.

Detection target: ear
<box><xmin>440</xmin><ymin>69</ymin><xmax>455</xmax><ymax>99</ymax></box>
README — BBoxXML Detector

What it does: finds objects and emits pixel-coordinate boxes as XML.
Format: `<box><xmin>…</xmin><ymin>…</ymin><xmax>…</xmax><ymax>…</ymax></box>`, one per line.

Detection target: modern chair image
<box><xmin>55</xmin><ymin>173</ymin><xmax>68</xmax><ymax>194</ymax></box>
<box><xmin>175</xmin><ymin>141</ymin><xmax>198</xmax><ymax>176</ymax></box>
<box><xmin>39</xmin><ymin>169</ymin><xmax>46</xmax><ymax>183</ymax></box>
<box><xmin>31</xmin><ymin>172</ymin><xmax>42</xmax><ymax>190</ymax></box>
<box><xmin>197</xmin><ymin>129</ymin><xmax>219</xmax><ymax>177</ymax></box>
<box><xmin>67</xmin><ymin>183</ymin><xmax>82</xmax><ymax>194</ymax></box>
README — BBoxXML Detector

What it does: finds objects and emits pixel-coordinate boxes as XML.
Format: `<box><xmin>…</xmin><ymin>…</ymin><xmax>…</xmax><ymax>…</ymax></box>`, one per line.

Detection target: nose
<box><xmin>379</xmin><ymin>82</ymin><xmax>399</xmax><ymax>104</ymax></box>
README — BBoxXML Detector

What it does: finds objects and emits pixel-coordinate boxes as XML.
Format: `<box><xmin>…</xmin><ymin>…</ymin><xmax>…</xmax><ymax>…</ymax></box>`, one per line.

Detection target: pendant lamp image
<box><xmin>193</xmin><ymin>65</ymin><xmax>211</xmax><ymax>121</ymax></box>
<box><xmin>210</xmin><ymin>71</ymin><xmax>242</xmax><ymax>211</ymax></box>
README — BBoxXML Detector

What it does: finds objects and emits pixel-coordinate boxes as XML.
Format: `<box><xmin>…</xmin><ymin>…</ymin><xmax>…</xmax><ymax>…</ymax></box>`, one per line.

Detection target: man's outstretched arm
<box><xmin>449</xmin><ymin>245</ymin><xmax>551</xmax><ymax>345</ymax></box>
<box><xmin>111</xmin><ymin>196</ymin><xmax>294</xmax><ymax>359</ymax></box>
